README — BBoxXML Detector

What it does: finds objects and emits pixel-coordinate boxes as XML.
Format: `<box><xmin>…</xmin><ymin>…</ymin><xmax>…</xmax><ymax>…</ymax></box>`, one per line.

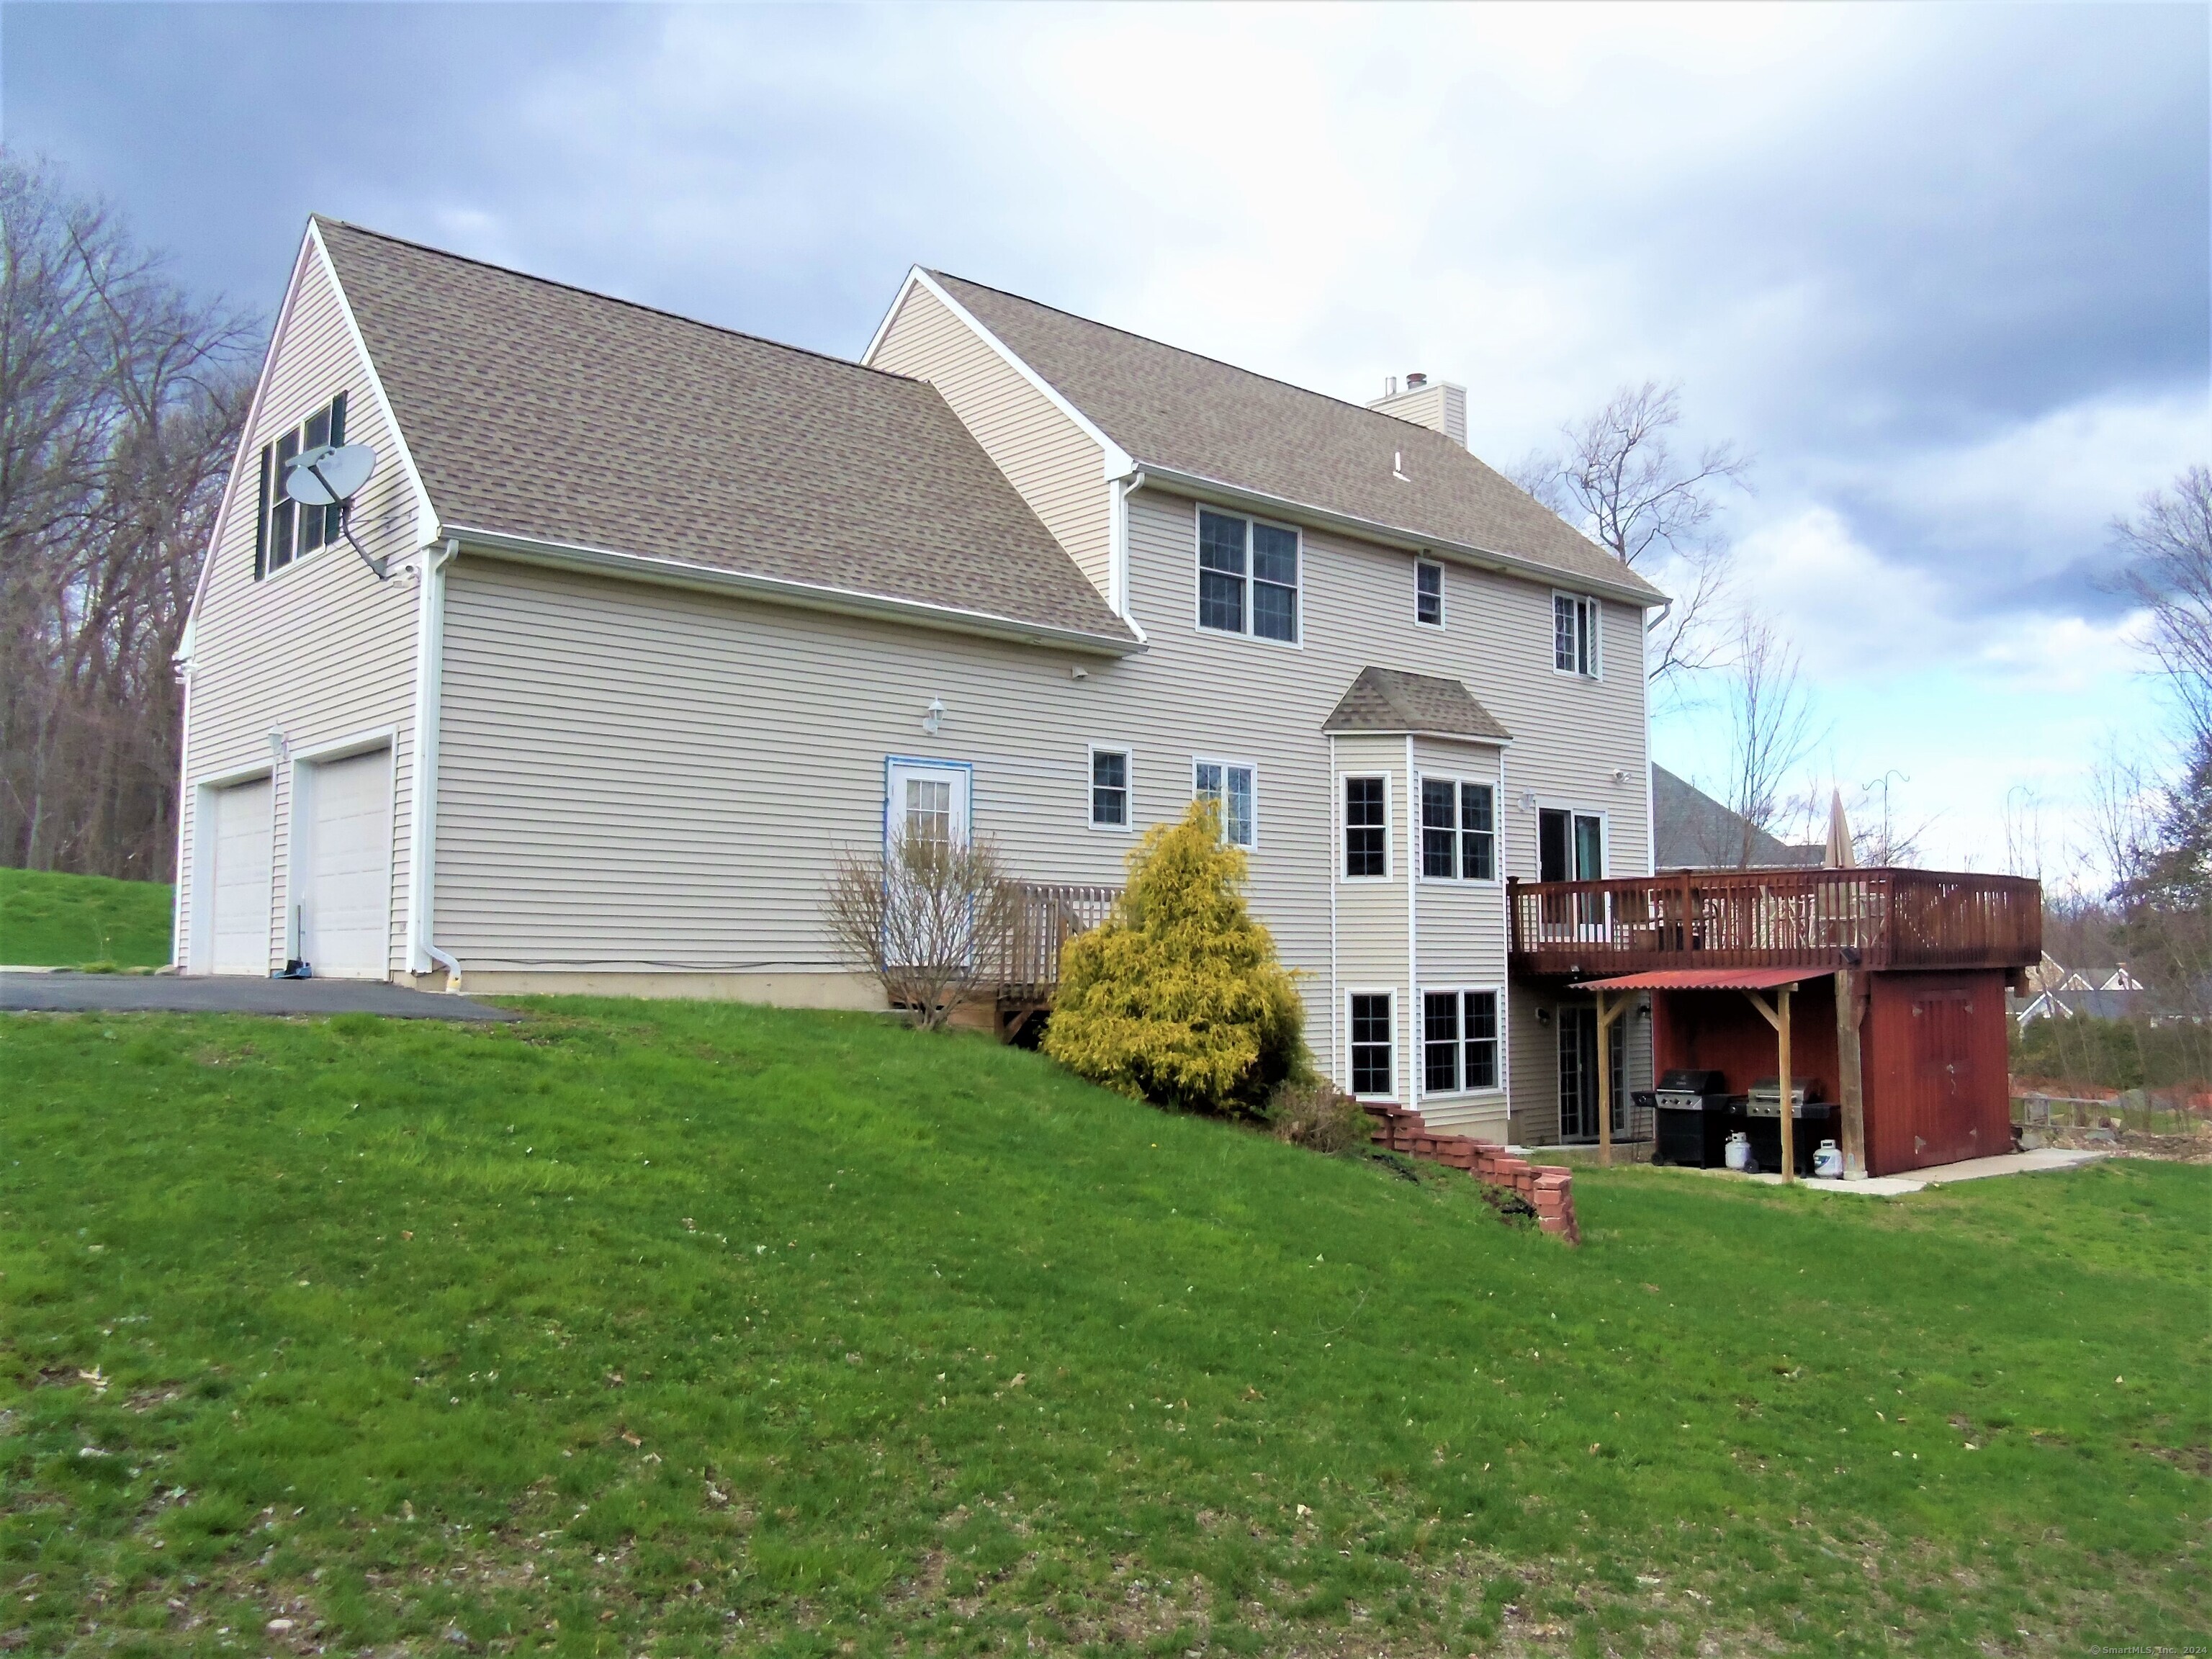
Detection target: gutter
<box><xmin>1128</xmin><ymin>463</ymin><xmax>1666</xmax><ymax>610</ymax></box>
<box><xmin>443</xmin><ymin>524</ymin><xmax>1146</xmax><ymax>657</ymax></box>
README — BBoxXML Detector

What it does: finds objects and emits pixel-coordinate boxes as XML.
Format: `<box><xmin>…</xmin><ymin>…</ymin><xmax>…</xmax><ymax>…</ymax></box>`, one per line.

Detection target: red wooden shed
<box><xmin>1509</xmin><ymin>868</ymin><xmax>2038</xmax><ymax>1178</ymax></box>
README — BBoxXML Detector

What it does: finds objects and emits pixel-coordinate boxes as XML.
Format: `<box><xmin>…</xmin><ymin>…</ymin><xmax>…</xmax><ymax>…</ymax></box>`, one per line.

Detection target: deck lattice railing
<box><xmin>1508</xmin><ymin>866</ymin><xmax>2040</xmax><ymax>976</ymax></box>
<box><xmin>992</xmin><ymin>881</ymin><xmax>1121</xmax><ymax>1000</ymax></box>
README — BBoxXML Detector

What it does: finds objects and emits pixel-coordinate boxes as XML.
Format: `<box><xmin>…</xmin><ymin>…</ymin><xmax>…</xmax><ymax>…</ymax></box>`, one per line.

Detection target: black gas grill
<box><xmin>1642</xmin><ymin>1069</ymin><xmax>1730</xmax><ymax>1167</ymax></box>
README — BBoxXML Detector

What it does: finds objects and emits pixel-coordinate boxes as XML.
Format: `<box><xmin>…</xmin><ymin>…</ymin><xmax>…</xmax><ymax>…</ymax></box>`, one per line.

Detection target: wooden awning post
<box><xmin>1740</xmin><ymin>984</ymin><xmax>1796</xmax><ymax>1186</ymax></box>
<box><xmin>1776</xmin><ymin>984</ymin><xmax>1795</xmax><ymax>1185</ymax></box>
<box><xmin>1835</xmin><ymin>968</ymin><xmax>1867</xmax><ymax>1177</ymax></box>
<box><xmin>1595</xmin><ymin>989</ymin><xmax>1613</xmax><ymax>1166</ymax></box>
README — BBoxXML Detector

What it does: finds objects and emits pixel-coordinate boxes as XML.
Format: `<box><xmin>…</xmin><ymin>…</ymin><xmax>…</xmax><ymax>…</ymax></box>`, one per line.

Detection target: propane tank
<box><xmin>1813</xmin><ymin>1139</ymin><xmax>1844</xmax><ymax>1179</ymax></box>
<box><xmin>1724</xmin><ymin>1132</ymin><xmax>1752</xmax><ymax>1172</ymax></box>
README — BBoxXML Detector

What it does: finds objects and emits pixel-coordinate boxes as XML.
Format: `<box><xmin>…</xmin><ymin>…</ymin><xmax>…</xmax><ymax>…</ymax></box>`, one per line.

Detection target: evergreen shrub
<box><xmin>1043</xmin><ymin>799</ymin><xmax>1308</xmax><ymax>1114</ymax></box>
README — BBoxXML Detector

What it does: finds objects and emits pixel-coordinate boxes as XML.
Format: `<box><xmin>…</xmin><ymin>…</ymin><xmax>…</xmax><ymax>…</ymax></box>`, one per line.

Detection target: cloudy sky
<box><xmin>12</xmin><ymin>2</ymin><xmax>2206</xmax><ymax>879</ymax></box>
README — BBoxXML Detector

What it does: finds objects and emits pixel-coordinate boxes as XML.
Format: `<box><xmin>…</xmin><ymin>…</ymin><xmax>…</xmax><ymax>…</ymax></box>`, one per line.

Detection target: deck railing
<box><xmin>1508</xmin><ymin>866</ymin><xmax>2040</xmax><ymax>976</ymax></box>
<box><xmin>992</xmin><ymin>880</ymin><xmax>1122</xmax><ymax>1000</ymax></box>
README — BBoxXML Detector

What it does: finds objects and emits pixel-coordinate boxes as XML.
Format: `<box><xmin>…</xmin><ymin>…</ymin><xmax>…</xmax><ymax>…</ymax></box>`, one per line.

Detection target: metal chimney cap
<box><xmin>1406</xmin><ymin>372</ymin><xmax>1429</xmax><ymax>389</ymax></box>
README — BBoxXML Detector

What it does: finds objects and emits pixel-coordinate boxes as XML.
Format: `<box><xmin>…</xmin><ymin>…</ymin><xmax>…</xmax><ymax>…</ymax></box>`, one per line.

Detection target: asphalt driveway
<box><xmin>0</xmin><ymin>972</ymin><xmax>518</xmax><ymax>1022</ymax></box>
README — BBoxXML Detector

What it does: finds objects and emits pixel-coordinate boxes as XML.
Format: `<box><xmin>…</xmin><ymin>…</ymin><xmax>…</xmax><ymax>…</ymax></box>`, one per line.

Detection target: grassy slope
<box><xmin>0</xmin><ymin>868</ymin><xmax>173</xmax><ymax>968</ymax></box>
<box><xmin>1</xmin><ymin>999</ymin><xmax>2203</xmax><ymax>1658</ymax></box>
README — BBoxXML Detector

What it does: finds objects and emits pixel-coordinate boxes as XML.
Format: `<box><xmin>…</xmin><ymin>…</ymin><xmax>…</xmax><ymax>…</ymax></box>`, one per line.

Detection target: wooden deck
<box><xmin>985</xmin><ymin>881</ymin><xmax>1120</xmax><ymax>1038</ymax></box>
<box><xmin>1508</xmin><ymin>866</ymin><xmax>2041</xmax><ymax>979</ymax></box>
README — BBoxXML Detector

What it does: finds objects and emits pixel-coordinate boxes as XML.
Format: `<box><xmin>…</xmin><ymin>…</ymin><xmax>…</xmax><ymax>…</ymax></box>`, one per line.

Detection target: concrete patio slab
<box><xmin>0</xmin><ymin>973</ymin><xmax>519</xmax><ymax>1022</ymax></box>
<box><xmin>1699</xmin><ymin>1146</ymin><xmax>2108</xmax><ymax>1195</ymax></box>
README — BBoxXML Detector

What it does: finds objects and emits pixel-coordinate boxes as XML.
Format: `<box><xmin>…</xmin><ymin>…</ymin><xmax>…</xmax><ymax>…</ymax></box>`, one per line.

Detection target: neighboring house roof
<box><xmin>1322</xmin><ymin>667</ymin><xmax>1512</xmax><ymax>742</ymax></box>
<box><xmin>313</xmin><ymin>220</ymin><xmax>1138</xmax><ymax>651</ymax></box>
<box><xmin>922</xmin><ymin>271</ymin><xmax>1664</xmax><ymax>606</ymax></box>
<box><xmin>2100</xmin><ymin>966</ymin><xmax>2144</xmax><ymax>991</ymax></box>
<box><xmin>2061</xmin><ymin>988</ymin><xmax>2144</xmax><ymax>1021</ymax></box>
<box><xmin>1652</xmin><ymin>764</ymin><xmax>1825</xmax><ymax>872</ymax></box>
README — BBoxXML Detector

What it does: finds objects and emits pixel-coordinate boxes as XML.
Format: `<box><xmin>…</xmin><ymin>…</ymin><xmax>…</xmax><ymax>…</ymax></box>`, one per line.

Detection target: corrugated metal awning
<box><xmin>1573</xmin><ymin>966</ymin><xmax>1827</xmax><ymax>992</ymax></box>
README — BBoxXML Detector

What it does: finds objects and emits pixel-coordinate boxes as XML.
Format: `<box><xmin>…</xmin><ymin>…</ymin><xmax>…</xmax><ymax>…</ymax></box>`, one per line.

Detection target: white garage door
<box><xmin>207</xmin><ymin>778</ymin><xmax>273</xmax><ymax>974</ymax></box>
<box><xmin>302</xmin><ymin>750</ymin><xmax>392</xmax><ymax>979</ymax></box>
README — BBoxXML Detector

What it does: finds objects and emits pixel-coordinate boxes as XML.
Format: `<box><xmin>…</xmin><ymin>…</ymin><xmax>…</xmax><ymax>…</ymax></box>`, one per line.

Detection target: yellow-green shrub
<box><xmin>1043</xmin><ymin>799</ymin><xmax>1308</xmax><ymax>1114</ymax></box>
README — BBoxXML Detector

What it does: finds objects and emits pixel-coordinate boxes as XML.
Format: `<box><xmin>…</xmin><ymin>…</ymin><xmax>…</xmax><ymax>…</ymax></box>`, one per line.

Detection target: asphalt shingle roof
<box><xmin>927</xmin><ymin>272</ymin><xmax>1663</xmax><ymax>603</ymax></box>
<box><xmin>1322</xmin><ymin>667</ymin><xmax>1512</xmax><ymax>742</ymax></box>
<box><xmin>315</xmin><ymin>221</ymin><xmax>1136</xmax><ymax>646</ymax></box>
<box><xmin>1652</xmin><ymin>764</ymin><xmax>1824</xmax><ymax>871</ymax></box>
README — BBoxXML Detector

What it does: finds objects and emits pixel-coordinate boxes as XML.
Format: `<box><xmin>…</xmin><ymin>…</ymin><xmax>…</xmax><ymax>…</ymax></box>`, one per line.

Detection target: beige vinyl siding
<box><xmin>176</xmin><ymin>235</ymin><xmax>422</xmax><ymax>975</ymax></box>
<box><xmin>436</xmin><ymin>557</ymin><xmax>1128</xmax><ymax>974</ymax></box>
<box><xmin>868</xmin><ymin>283</ymin><xmax>1115</xmax><ymax>605</ymax></box>
<box><xmin>428</xmin><ymin>480</ymin><xmax>1648</xmax><ymax>1125</ymax></box>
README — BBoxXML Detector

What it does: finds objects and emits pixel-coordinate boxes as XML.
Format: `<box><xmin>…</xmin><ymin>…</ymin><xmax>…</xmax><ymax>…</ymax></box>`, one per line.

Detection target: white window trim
<box><xmin>1192</xmin><ymin>505</ymin><xmax>1304</xmax><ymax>649</ymax></box>
<box><xmin>1414</xmin><ymin>558</ymin><xmax>1446</xmax><ymax>628</ymax></box>
<box><xmin>1417</xmin><ymin>984</ymin><xmax>1506</xmax><ymax>1099</ymax></box>
<box><xmin>1344</xmin><ymin>986</ymin><xmax>1399</xmax><ymax>1102</ymax></box>
<box><xmin>1551</xmin><ymin>590</ymin><xmax>1603</xmax><ymax>680</ymax></box>
<box><xmin>1191</xmin><ymin>755</ymin><xmax>1260</xmax><ymax>850</ymax></box>
<box><xmin>1087</xmin><ymin>742</ymin><xmax>1135</xmax><ymax>834</ymax></box>
<box><xmin>1415</xmin><ymin>770</ymin><xmax>1501</xmax><ymax>886</ymax></box>
<box><xmin>1338</xmin><ymin>770</ymin><xmax>1394</xmax><ymax>883</ymax></box>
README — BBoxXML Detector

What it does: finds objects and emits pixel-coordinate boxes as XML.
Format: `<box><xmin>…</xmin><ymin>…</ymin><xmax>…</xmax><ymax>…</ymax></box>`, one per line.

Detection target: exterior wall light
<box><xmin>922</xmin><ymin>698</ymin><xmax>945</xmax><ymax>737</ymax></box>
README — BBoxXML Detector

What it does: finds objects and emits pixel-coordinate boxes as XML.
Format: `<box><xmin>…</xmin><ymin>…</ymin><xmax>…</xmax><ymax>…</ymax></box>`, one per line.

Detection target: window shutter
<box><xmin>254</xmin><ymin>446</ymin><xmax>271</xmax><ymax>581</ymax></box>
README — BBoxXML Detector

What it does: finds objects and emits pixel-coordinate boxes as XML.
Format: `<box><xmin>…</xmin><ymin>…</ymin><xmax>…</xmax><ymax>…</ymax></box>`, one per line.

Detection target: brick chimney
<box><xmin>1369</xmin><ymin>373</ymin><xmax>1466</xmax><ymax>448</ymax></box>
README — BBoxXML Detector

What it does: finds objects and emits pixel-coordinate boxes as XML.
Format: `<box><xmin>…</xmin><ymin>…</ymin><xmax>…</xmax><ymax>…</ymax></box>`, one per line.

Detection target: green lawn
<box><xmin>2</xmin><ymin>999</ymin><xmax>2203</xmax><ymax>1657</ymax></box>
<box><xmin>0</xmin><ymin>868</ymin><xmax>173</xmax><ymax>969</ymax></box>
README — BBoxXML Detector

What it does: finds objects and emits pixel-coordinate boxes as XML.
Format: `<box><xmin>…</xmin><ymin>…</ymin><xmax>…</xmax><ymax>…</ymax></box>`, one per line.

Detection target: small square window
<box><xmin>1416</xmin><ymin>560</ymin><xmax>1444</xmax><ymax>626</ymax></box>
<box><xmin>1344</xmin><ymin>777</ymin><xmax>1387</xmax><ymax>877</ymax></box>
<box><xmin>258</xmin><ymin>391</ymin><xmax>348</xmax><ymax>579</ymax></box>
<box><xmin>1090</xmin><ymin>749</ymin><xmax>1129</xmax><ymax>828</ymax></box>
<box><xmin>1350</xmin><ymin>993</ymin><xmax>1394</xmax><ymax>1097</ymax></box>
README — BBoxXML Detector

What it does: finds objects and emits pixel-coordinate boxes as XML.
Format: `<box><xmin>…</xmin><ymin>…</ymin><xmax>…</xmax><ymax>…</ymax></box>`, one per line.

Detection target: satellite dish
<box><xmin>284</xmin><ymin>442</ymin><xmax>377</xmax><ymax>507</ymax></box>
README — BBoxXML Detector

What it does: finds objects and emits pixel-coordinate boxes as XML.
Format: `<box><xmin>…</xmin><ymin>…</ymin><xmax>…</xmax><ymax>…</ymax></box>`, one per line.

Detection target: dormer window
<box><xmin>256</xmin><ymin>392</ymin><xmax>348</xmax><ymax>579</ymax></box>
<box><xmin>1197</xmin><ymin>508</ymin><xmax>1298</xmax><ymax>643</ymax></box>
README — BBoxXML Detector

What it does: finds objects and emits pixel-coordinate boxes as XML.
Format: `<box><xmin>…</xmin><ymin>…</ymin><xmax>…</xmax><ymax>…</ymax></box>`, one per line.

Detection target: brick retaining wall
<box><xmin>1362</xmin><ymin>1104</ymin><xmax>1581</xmax><ymax>1245</ymax></box>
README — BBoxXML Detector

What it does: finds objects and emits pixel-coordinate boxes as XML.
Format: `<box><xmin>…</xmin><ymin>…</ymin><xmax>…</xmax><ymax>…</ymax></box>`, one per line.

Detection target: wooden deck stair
<box><xmin>1362</xmin><ymin>1104</ymin><xmax>1581</xmax><ymax>1244</ymax></box>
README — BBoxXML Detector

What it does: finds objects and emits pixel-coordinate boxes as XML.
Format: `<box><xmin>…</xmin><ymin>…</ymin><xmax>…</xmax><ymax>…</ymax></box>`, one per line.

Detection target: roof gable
<box><xmin>313</xmin><ymin>221</ymin><xmax>1135</xmax><ymax>648</ymax></box>
<box><xmin>1323</xmin><ymin>666</ymin><xmax>1511</xmax><ymax>742</ymax></box>
<box><xmin>926</xmin><ymin>271</ymin><xmax>1662</xmax><ymax>604</ymax></box>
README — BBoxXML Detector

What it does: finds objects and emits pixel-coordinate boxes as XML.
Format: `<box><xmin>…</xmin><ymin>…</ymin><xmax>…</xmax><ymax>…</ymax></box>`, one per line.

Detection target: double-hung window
<box><xmin>1193</xmin><ymin>760</ymin><xmax>1255</xmax><ymax>848</ymax></box>
<box><xmin>1422</xmin><ymin>989</ymin><xmax>1501</xmax><ymax>1094</ymax></box>
<box><xmin>1197</xmin><ymin>508</ymin><xmax>1298</xmax><ymax>642</ymax></box>
<box><xmin>1416</xmin><ymin>559</ymin><xmax>1444</xmax><ymax>626</ymax></box>
<box><xmin>1420</xmin><ymin>778</ymin><xmax>1496</xmax><ymax>880</ymax></box>
<box><xmin>1349</xmin><ymin>992</ymin><xmax>1395</xmax><ymax>1097</ymax></box>
<box><xmin>257</xmin><ymin>391</ymin><xmax>349</xmax><ymax>579</ymax></box>
<box><xmin>1554</xmin><ymin>592</ymin><xmax>1601</xmax><ymax>677</ymax></box>
<box><xmin>1343</xmin><ymin>776</ymin><xmax>1388</xmax><ymax>877</ymax></box>
<box><xmin>1089</xmin><ymin>747</ymin><xmax>1130</xmax><ymax>829</ymax></box>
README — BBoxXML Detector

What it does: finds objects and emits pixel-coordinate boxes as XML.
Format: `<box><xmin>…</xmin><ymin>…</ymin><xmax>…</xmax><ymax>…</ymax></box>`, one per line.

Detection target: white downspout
<box><xmin>169</xmin><ymin>644</ymin><xmax>195</xmax><ymax>971</ymax></box>
<box><xmin>404</xmin><ymin>537</ymin><xmax>458</xmax><ymax>986</ymax></box>
<box><xmin>1406</xmin><ymin>735</ymin><xmax>1419</xmax><ymax>1117</ymax></box>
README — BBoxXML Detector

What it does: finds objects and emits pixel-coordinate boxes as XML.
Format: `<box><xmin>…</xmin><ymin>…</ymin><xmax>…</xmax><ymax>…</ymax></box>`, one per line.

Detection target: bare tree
<box><xmin>821</xmin><ymin>831</ymin><xmax>1020</xmax><ymax>1030</ymax></box>
<box><xmin>1721</xmin><ymin>615</ymin><xmax>1819</xmax><ymax>866</ymax></box>
<box><xmin>0</xmin><ymin>153</ymin><xmax>257</xmax><ymax>878</ymax></box>
<box><xmin>1511</xmin><ymin>380</ymin><xmax>1751</xmax><ymax>685</ymax></box>
<box><xmin>2113</xmin><ymin>464</ymin><xmax>2212</xmax><ymax>758</ymax></box>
